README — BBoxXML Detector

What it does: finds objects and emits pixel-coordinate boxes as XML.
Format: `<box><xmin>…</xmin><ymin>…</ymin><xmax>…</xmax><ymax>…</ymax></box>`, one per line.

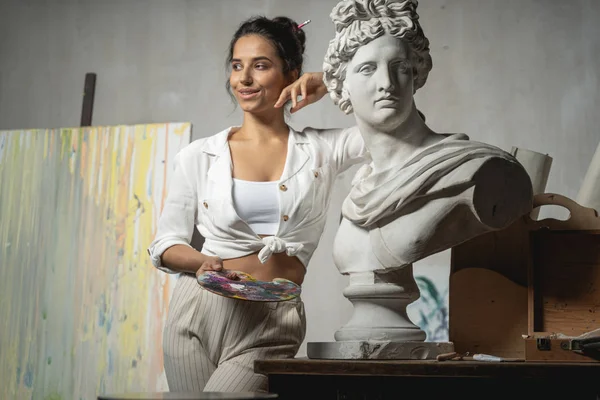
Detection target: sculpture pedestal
<box><xmin>337</xmin><ymin>268</ymin><xmax>426</xmax><ymax>342</ymax></box>
<box><xmin>307</xmin><ymin>268</ymin><xmax>453</xmax><ymax>360</ymax></box>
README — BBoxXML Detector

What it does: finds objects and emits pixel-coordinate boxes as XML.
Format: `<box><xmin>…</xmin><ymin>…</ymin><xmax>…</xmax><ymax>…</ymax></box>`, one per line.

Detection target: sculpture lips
<box><xmin>375</xmin><ymin>95</ymin><xmax>399</xmax><ymax>103</ymax></box>
<box><xmin>375</xmin><ymin>95</ymin><xmax>400</xmax><ymax>107</ymax></box>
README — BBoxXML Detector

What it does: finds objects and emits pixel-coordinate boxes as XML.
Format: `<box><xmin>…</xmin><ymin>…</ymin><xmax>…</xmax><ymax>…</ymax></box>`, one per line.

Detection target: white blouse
<box><xmin>148</xmin><ymin>125</ymin><xmax>368</xmax><ymax>273</ymax></box>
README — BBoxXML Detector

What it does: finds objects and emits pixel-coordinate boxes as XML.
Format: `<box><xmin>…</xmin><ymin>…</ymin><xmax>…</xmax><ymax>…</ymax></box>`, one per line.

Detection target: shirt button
<box><xmin>314</xmin><ymin>171</ymin><xmax>319</xmax><ymax>178</ymax></box>
<box><xmin>203</xmin><ymin>201</ymin><xmax>208</xmax><ymax>209</ymax></box>
<box><xmin>279</xmin><ymin>184</ymin><xmax>288</xmax><ymax>192</ymax></box>
<box><xmin>282</xmin><ymin>215</ymin><xmax>289</xmax><ymax>222</ymax></box>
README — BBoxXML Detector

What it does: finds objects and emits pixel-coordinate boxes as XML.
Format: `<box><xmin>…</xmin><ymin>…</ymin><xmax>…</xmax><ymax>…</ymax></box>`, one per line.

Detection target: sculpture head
<box><xmin>323</xmin><ymin>0</ymin><xmax>432</xmax><ymax>118</ymax></box>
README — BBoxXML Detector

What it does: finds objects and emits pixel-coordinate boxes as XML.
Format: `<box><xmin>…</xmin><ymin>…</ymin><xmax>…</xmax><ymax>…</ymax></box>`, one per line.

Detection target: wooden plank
<box><xmin>449</xmin><ymin>268</ymin><xmax>527</xmax><ymax>358</ymax></box>
<box><xmin>254</xmin><ymin>358</ymin><xmax>600</xmax><ymax>379</ymax></box>
<box><xmin>450</xmin><ymin>215</ymin><xmax>530</xmax><ymax>286</ymax></box>
<box><xmin>530</xmin><ymin>231</ymin><xmax>600</xmax><ymax>335</ymax></box>
<box><xmin>526</xmin><ymin>193</ymin><xmax>600</xmax><ymax>231</ymax></box>
<box><xmin>449</xmin><ymin>214</ymin><xmax>530</xmax><ymax>357</ymax></box>
<box><xmin>526</xmin><ymin>194</ymin><xmax>600</xmax><ymax>337</ymax></box>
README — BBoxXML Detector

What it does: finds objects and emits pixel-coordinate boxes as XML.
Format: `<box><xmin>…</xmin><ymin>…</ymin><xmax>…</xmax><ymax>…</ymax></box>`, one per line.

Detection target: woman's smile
<box><xmin>237</xmin><ymin>88</ymin><xmax>261</xmax><ymax>100</ymax></box>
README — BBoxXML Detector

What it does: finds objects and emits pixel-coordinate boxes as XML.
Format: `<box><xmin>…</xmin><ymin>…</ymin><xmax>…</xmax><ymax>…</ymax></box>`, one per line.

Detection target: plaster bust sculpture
<box><xmin>322</xmin><ymin>0</ymin><xmax>533</xmax><ymax>345</ymax></box>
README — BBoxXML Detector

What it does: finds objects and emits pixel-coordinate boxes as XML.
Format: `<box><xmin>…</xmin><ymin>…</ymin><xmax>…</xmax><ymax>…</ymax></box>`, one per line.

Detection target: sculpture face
<box><xmin>344</xmin><ymin>34</ymin><xmax>415</xmax><ymax>131</ymax></box>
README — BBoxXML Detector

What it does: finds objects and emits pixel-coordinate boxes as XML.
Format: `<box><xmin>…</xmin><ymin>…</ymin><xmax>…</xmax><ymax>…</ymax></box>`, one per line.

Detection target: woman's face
<box><xmin>229</xmin><ymin>34</ymin><xmax>295</xmax><ymax>116</ymax></box>
<box><xmin>344</xmin><ymin>35</ymin><xmax>415</xmax><ymax>131</ymax></box>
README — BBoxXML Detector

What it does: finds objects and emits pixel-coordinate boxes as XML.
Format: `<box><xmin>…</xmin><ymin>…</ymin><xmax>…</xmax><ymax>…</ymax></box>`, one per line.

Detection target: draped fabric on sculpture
<box><xmin>341</xmin><ymin>134</ymin><xmax>519</xmax><ymax>227</ymax></box>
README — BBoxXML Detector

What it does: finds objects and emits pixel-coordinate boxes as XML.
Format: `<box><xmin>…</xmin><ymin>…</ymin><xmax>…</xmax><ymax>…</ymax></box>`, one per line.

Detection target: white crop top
<box><xmin>232</xmin><ymin>178</ymin><xmax>280</xmax><ymax>235</ymax></box>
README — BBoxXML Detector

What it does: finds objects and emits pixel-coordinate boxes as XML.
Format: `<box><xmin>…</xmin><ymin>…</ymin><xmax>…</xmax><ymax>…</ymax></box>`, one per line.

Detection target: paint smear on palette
<box><xmin>197</xmin><ymin>271</ymin><xmax>301</xmax><ymax>301</ymax></box>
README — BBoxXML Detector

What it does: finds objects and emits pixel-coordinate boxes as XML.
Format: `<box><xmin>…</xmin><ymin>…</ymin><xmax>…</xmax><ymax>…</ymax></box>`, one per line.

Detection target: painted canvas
<box><xmin>0</xmin><ymin>122</ymin><xmax>191</xmax><ymax>399</ymax></box>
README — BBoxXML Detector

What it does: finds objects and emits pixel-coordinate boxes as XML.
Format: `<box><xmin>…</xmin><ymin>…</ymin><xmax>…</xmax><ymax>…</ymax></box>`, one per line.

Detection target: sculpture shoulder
<box><xmin>470</xmin><ymin>154</ymin><xmax>534</xmax><ymax>229</ymax></box>
<box><xmin>429</xmin><ymin>137</ymin><xmax>527</xmax><ymax>187</ymax></box>
<box><xmin>423</xmin><ymin>138</ymin><xmax>533</xmax><ymax>230</ymax></box>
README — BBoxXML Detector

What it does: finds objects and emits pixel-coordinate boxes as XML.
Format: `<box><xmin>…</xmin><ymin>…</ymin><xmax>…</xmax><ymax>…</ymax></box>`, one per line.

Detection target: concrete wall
<box><xmin>1</xmin><ymin>0</ymin><xmax>599</xmax><ymax>356</ymax></box>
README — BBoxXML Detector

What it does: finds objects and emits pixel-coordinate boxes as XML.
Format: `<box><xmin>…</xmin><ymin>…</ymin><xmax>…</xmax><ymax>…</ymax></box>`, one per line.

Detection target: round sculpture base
<box><xmin>334</xmin><ymin>270</ymin><xmax>427</xmax><ymax>342</ymax></box>
<box><xmin>306</xmin><ymin>341</ymin><xmax>454</xmax><ymax>360</ymax></box>
<box><xmin>334</xmin><ymin>326</ymin><xmax>426</xmax><ymax>342</ymax></box>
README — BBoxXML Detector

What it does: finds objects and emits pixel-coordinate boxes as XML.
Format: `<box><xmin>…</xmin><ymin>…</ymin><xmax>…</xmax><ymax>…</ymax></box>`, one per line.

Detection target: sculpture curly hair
<box><xmin>323</xmin><ymin>0</ymin><xmax>432</xmax><ymax>114</ymax></box>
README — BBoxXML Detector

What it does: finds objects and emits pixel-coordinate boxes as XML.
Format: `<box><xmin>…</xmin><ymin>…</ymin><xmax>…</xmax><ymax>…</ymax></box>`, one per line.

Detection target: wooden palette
<box><xmin>197</xmin><ymin>270</ymin><xmax>301</xmax><ymax>302</ymax></box>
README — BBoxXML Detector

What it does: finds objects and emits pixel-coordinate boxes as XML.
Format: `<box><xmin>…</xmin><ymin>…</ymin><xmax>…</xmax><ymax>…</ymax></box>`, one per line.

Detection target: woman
<box><xmin>147</xmin><ymin>16</ymin><xmax>367</xmax><ymax>392</ymax></box>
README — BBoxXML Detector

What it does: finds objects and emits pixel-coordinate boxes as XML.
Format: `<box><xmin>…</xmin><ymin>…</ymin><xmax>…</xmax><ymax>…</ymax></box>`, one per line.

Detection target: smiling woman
<box><xmin>147</xmin><ymin>15</ymin><xmax>368</xmax><ymax>394</ymax></box>
<box><xmin>225</xmin><ymin>17</ymin><xmax>304</xmax><ymax>116</ymax></box>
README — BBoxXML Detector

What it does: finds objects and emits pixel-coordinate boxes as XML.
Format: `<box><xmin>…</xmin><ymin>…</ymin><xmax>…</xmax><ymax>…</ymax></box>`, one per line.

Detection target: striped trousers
<box><xmin>163</xmin><ymin>274</ymin><xmax>306</xmax><ymax>392</ymax></box>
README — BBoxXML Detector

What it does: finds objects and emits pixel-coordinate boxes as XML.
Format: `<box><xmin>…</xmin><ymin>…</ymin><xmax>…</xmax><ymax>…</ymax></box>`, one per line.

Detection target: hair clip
<box><xmin>297</xmin><ymin>19</ymin><xmax>311</xmax><ymax>29</ymax></box>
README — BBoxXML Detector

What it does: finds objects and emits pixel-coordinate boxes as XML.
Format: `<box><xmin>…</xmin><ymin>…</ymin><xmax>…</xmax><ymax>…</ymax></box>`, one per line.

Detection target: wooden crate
<box><xmin>524</xmin><ymin>194</ymin><xmax>600</xmax><ymax>362</ymax></box>
<box><xmin>450</xmin><ymin>193</ymin><xmax>600</xmax><ymax>362</ymax></box>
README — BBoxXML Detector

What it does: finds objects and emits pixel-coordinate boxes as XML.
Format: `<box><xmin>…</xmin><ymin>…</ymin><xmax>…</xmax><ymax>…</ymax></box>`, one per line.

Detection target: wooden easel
<box><xmin>80</xmin><ymin>73</ymin><xmax>96</xmax><ymax>126</ymax></box>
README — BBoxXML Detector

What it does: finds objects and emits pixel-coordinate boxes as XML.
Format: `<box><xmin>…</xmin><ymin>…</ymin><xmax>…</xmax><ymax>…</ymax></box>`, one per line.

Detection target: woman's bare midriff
<box><xmin>222</xmin><ymin>251</ymin><xmax>306</xmax><ymax>286</ymax></box>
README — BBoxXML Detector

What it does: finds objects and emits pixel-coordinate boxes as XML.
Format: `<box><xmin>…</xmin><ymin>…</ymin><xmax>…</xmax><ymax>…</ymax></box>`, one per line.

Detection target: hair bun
<box><xmin>273</xmin><ymin>16</ymin><xmax>306</xmax><ymax>54</ymax></box>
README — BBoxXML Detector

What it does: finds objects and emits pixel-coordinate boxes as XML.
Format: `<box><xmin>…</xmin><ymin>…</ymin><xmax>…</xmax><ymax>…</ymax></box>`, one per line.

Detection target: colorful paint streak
<box><xmin>0</xmin><ymin>123</ymin><xmax>191</xmax><ymax>399</ymax></box>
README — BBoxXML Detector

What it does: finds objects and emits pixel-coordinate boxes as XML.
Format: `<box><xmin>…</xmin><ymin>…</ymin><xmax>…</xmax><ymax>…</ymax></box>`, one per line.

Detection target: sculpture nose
<box><xmin>376</xmin><ymin>67</ymin><xmax>395</xmax><ymax>92</ymax></box>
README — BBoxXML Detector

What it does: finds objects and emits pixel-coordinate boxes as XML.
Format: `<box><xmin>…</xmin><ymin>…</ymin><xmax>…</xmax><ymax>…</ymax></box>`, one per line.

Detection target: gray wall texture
<box><xmin>1</xmin><ymin>0</ymin><xmax>599</xmax><ymax>357</ymax></box>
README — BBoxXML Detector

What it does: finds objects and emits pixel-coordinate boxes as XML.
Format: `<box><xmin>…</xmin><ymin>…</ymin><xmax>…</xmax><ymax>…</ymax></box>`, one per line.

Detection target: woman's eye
<box><xmin>232</xmin><ymin>63</ymin><xmax>242</xmax><ymax>71</ymax></box>
<box><xmin>255</xmin><ymin>64</ymin><xmax>268</xmax><ymax>70</ymax></box>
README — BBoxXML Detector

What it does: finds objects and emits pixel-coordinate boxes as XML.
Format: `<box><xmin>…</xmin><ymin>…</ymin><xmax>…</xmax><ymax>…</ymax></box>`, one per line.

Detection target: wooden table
<box><xmin>98</xmin><ymin>393</ymin><xmax>277</xmax><ymax>400</ymax></box>
<box><xmin>254</xmin><ymin>358</ymin><xmax>600</xmax><ymax>399</ymax></box>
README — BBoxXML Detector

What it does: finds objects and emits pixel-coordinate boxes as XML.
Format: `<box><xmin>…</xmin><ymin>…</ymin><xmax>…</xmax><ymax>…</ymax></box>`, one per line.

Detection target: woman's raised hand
<box><xmin>275</xmin><ymin>72</ymin><xmax>328</xmax><ymax>113</ymax></box>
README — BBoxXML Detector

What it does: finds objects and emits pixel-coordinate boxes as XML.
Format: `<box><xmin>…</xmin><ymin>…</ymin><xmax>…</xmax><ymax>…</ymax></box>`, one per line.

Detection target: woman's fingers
<box><xmin>290</xmin><ymin>86</ymin><xmax>298</xmax><ymax>110</ymax></box>
<box><xmin>275</xmin><ymin>73</ymin><xmax>325</xmax><ymax>111</ymax></box>
<box><xmin>290</xmin><ymin>99</ymin><xmax>307</xmax><ymax>113</ymax></box>
<box><xmin>274</xmin><ymin>86</ymin><xmax>291</xmax><ymax>108</ymax></box>
<box><xmin>225</xmin><ymin>270</ymin><xmax>240</xmax><ymax>281</ymax></box>
<box><xmin>290</xmin><ymin>80</ymin><xmax>309</xmax><ymax>113</ymax></box>
<box><xmin>301</xmin><ymin>79</ymin><xmax>308</xmax><ymax>104</ymax></box>
<box><xmin>195</xmin><ymin>256</ymin><xmax>224</xmax><ymax>277</ymax></box>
